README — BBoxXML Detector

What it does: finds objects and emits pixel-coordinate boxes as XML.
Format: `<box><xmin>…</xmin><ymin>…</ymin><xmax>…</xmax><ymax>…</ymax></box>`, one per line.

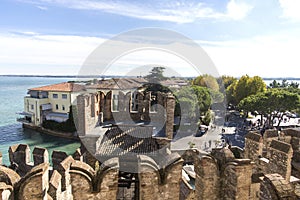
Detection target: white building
<box><xmin>18</xmin><ymin>82</ymin><xmax>84</xmax><ymax>126</ymax></box>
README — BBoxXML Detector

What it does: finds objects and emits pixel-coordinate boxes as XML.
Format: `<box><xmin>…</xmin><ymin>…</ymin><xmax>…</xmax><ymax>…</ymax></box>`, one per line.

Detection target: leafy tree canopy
<box><xmin>238</xmin><ymin>89</ymin><xmax>300</xmax><ymax>129</ymax></box>
<box><xmin>217</xmin><ymin>75</ymin><xmax>238</xmax><ymax>90</ymax></box>
<box><xmin>269</xmin><ymin>79</ymin><xmax>299</xmax><ymax>89</ymax></box>
<box><xmin>192</xmin><ymin>74</ymin><xmax>219</xmax><ymax>91</ymax></box>
<box><xmin>227</xmin><ymin>75</ymin><xmax>266</xmax><ymax>105</ymax></box>
<box><xmin>144</xmin><ymin>66</ymin><xmax>167</xmax><ymax>83</ymax></box>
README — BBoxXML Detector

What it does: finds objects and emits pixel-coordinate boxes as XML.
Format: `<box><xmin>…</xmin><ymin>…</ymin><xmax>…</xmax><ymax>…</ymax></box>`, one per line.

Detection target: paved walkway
<box><xmin>171</xmin><ymin>126</ymin><xmax>223</xmax><ymax>152</ymax></box>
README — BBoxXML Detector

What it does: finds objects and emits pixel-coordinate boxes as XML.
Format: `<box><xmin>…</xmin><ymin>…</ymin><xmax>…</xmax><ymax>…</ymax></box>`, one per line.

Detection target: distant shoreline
<box><xmin>0</xmin><ymin>75</ymin><xmax>120</xmax><ymax>78</ymax></box>
<box><xmin>0</xmin><ymin>74</ymin><xmax>300</xmax><ymax>80</ymax></box>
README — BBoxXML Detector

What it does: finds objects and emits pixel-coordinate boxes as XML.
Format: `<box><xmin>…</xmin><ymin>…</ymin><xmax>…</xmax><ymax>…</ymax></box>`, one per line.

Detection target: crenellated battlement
<box><xmin>3</xmin><ymin>128</ymin><xmax>300</xmax><ymax>200</ymax></box>
<box><xmin>0</xmin><ymin>144</ymin><xmax>184</xmax><ymax>200</ymax></box>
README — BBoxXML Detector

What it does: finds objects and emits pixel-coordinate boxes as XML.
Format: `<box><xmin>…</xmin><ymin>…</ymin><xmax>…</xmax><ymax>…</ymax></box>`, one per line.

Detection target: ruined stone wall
<box><xmin>76</xmin><ymin>94</ymin><xmax>99</xmax><ymax>136</ymax></box>
<box><xmin>1</xmin><ymin>144</ymin><xmax>187</xmax><ymax>200</ymax></box>
<box><xmin>0</xmin><ymin>144</ymin><xmax>120</xmax><ymax>200</ymax></box>
<box><xmin>259</xmin><ymin>173</ymin><xmax>296</xmax><ymax>200</ymax></box>
<box><xmin>222</xmin><ymin>159</ymin><xmax>252</xmax><ymax>200</ymax></box>
<box><xmin>165</xmin><ymin>94</ymin><xmax>175</xmax><ymax>139</ymax></box>
<box><xmin>179</xmin><ymin>179</ymin><xmax>195</xmax><ymax>200</ymax></box>
<box><xmin>138</xmin><ymin>154</ymin><xmax>183</xmax><ymax>200</ymax></box>
<box><xmin>194</xmin><ymin>156</ymin><xmax>219</xmax><ymax>200</ymax></box>
<box><xmin>266</xmin><ymin>140</ymin><xmax>293</xmax><ymax>181</ymax></box>
<box><xmin>77</xmin><ymin>91</ymin><xmax>175</xmax><ymax>138</ymax></box>
<box><xmin>193</xmin><ymin>148</ymin><xmax>254</xmax><ymax>200</ymax></box>
<box><xmin>244</xmin><ymin>132</ymin><xmax>263</xmax><ymax>165</ymax></box>
<box><xmin>263</xmin><ymin>129</ymin><xmax>279</xmax><ymax>150</ymax></box>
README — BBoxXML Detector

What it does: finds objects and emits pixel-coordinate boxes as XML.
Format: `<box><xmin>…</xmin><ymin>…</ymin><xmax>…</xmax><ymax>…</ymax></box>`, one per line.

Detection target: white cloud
<box><xmin>36</xmin><ymin>5</ymin><xmax>48</xmax><ymax>10</ymax></box>
<box><xmin>279</xmin><ymin>0</ymin><xmax>300</xmax><ymax>21</ymax></box>
<box><xmin>226</xmin><ymin>0</ymin><xmax>253</xmax><ymax>20</ymax></box>
<box><xmin>0</xmin><ymin>33</ymin><xmax>103</xmax><ymax>75</ymax></box>
<box><xmin>201</xmin><ymin>33</ymin><xmax>300</xmax><ymax>77</ymax></box>
<box><xmin>1</xmin><ymin>30</ymin><xmax>299</xmax><ymax>77</ymax></box>
<box><xmin>19</xmin><ymin>0</ymin><xmax>253</xmax><ymax>23</ymax></box>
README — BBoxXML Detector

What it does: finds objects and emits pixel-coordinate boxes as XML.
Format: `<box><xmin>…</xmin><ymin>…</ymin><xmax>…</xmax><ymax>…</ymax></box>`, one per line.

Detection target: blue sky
<box><xmin>1</xmin><ymin>0</ymin><xmax>300</xmax><ymax>77</ymax></box>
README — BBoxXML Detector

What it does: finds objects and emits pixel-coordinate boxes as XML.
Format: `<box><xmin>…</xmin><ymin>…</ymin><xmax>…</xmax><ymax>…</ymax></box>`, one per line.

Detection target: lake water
<box><xmin>0</xmin><ymin>76</ymin><xmax>81</xmax><ymax>165</ymax></box>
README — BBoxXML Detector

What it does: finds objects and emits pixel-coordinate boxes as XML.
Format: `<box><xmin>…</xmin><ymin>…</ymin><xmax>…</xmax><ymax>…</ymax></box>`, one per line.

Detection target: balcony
<box><xmin>16</xmin><ymin>112</ymin><xmax>33</xmax><ymax>123</ymax></box>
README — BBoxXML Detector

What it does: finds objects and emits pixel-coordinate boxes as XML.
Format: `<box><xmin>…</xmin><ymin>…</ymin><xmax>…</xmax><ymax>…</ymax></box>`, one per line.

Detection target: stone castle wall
<box><xmin>0</xmin><ymin>144</ymin><xmax>184</xmax><ymax>200</ymax></box>
<box><xmin>76</xmin><ymin>91</ymin><xmax>175</xmax><ymax>139</ymax></box>
<box><xmin>244</xmin><ymin>129</ymin><xmax>300</xmax><ymax>199</ymax></box>
<box><xmin>1</xmin><ymin>144</ymin><xmax>120</xmax><ymax>200</ymax></box>
<box><xmin>3</xmin><ymin>128</ymin><xmax>300</xmax><ymax>200</ymax></box>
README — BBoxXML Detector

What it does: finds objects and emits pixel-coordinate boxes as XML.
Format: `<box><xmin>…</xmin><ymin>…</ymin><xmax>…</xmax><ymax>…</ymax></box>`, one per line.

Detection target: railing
<box><xmin>16</xmin><ymin>117</ymin><xmax>31</xmax><ymax>123</ymax></box>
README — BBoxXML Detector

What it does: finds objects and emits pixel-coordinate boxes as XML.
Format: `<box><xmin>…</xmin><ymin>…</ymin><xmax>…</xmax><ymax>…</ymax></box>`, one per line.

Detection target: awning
<box><xmin>41</xmin><ymin>103</ymin><xmax>52</xmax><ymax>110</ymax></box>
<box><xmin>46</xmin><ymin>112</ymin><xmax>68</xmax><ymax>118</ymax></box>
<box><xmin>45</xmin><ymin>112</ymin><xmax>68</xmax><ymax>123</ymax></box>
<box><xmin>16</xmin><ymin>111</ymin><xmax>33</xmax><ymax>116</ymax></box>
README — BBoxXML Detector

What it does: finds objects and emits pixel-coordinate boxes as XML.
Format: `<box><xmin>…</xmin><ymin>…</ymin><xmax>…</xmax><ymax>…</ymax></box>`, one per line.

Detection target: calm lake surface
<box><xmin>0</xmin><ymin>76</ymin><xmax>80</xmax><ymax>165</ymax></box>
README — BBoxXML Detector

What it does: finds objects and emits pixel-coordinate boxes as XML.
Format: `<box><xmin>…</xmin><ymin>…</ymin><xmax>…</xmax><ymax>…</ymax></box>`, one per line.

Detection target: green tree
<box><xmin>238</xmin><ymin>89</ymin><xmax>300</xmax><ymax>129</ymax></box>
<box><xmin>209</xmin><ymin>89</ymin><xmax>224</xmax><ymax>104</ymax></box>
<box><xmin>217</xmin><ymin>75</ymin><xmax>238</xmax><ymax>90</ymax></box>
<box><xmin>269</xmin><ymin>80</ymin><xmax>280</xmax><ymax>88</ymax></box>
<box><xmin>191</xmin><ymin>86</ymin><xmax>212</xmax><ymax>113</ymax></box>
<box><xmin>269</xmin><ymin>79</ymin><xmax>299</xmax><ymax>89</ymax></box>
<box><xmin>226</xmin><ymin>80</ymin><xmax>238</xmax><ymax>105</ymax></box>
<box><xmin>144</xmin><ymin>67</ymin><xmax>167</xmax><ymax>83</ymax></box>
<box><xmin>233</xmin><ymin>75</ymin><xmax>266</xmax><ymax>105</ymax></box>
<box><xmin>174</xmin><ymin>86</ymin><xmax>214</xmax><ymax>126</ymax></box>
<box><xmin>174</xmin><ymin>86</ymin><xmax>199</xmax><ymax>120</ymax></box>
<box><xmin>192</xmin><ymin>74</ymin><xmax>219</xmax><ymax>91</ymax></box>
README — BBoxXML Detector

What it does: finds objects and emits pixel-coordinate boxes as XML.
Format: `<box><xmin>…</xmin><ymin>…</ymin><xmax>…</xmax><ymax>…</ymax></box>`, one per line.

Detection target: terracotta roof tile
<box><xmin>86</xmin><ymin>78</ymin><xmax>148</xmax><ymax>90</ymax></box>
<box><xmin>29</xmin><ymin>82</ymin><xmax>84</xmax><ymax>92</ymax></box>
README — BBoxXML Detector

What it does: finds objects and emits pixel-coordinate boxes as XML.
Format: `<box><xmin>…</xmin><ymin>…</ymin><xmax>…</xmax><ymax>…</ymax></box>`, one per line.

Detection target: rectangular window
<box><xmin>112</xmin><ymin>93</ymin><xmax>119</xmax><ymax>111</ymax></box>
<box><xmin>53</xmin><ymin>94</ymin><xmax>58</xmax><ymax>99</ymax></box>
<box><xmin>62</xmin><ymin>94</ymin><xmax>67</xmax><ymax>99</ymax></box>
<box><xmin>56</xmin><ymin>104</ymin><xmax>59</xmax><ymax>110</ymax></box>
<box><xmin>150</xmin><ymin>93</ymin><xmax>158</xmax><ymax>113</ymax></box>
<box><xmin>62</xmin><ymin>105</ymin><xmax>65</xmax><ymax>111</ymax></box>
<box><xmin>31</xmin><ymin>104</ymin><xmax>34</xmax><ymax>110</ymax></box>
<box><xmin>131</xmin><ymin>92</ymin><xmax>138</xmax><ymax>112</ymax></box>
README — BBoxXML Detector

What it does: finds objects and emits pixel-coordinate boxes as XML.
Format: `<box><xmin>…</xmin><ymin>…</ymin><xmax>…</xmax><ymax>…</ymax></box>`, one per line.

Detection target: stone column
<box><xmin>165</xmin><ymin>94</ymin><xmax>175</xmax><ymax>139</ymax></box>
<box><xmin>221</xmin><ymin>159</ymin><xmax>253</xmax><ymax>200</ymax></box>
<box><xmin>33</xmin><ymin>147</ymin><xmax>49</xmax><ymax>166</ymax></box>
<box><xmin>195</xmin><ymin>155</ymin><xmax>220</xmax><ymax>200</ymax></box>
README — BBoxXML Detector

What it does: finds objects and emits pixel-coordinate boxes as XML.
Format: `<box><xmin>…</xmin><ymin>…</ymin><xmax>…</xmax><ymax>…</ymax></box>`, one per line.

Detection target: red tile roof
<box><xmin>86</xmin><ymin>78</ymin><xmax>148</xmax><ymax>90</ymax></box>
<box><xmin>29</xmin><ymin>82</ymin><xmax>84</xmax><ymax>92</ymax></box>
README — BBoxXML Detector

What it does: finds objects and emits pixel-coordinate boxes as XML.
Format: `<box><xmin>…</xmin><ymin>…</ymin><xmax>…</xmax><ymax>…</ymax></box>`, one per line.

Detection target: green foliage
<box><xmin>174</xmin><ymin>86</ymin><xmax>199</xmax><ymax>120</ymax></box>
<box><xmin>201</xmin><ymin>110</ymin><xmax>213</xmax><ymax>126</ymax></box>
<box><xmin>226</xmin><ymin>81</ymin><xmax>238</xmax><ymax>105</ymax></box>
<box><xmin>217</xmin><ymin>75</ymin><xmax>238</xmax><ymax>90</ymax></box>
<box><xmin>269</xmin><ymin>80</ymin><xmax>281</xmax><ymax>88</ymax></box>
<box><xmin>143</xmin><ymin>82</ymin><xmax>171</xmax><ymax>94</ymax></box>
<box><xmin>192</xmin><ymin>74</ymin><xmax>219</xmax><ymax>91</ymax></box>
<box><xmin>144</xmin><ymin>67</ymin><xmax>167</xmax><ymax>83</ymax></box>
<box><xmin>238</xmin><ymin>89</ymin><xmax>300</xmax><ymax>128</ymax></box>
<box><xmin>269</xmin><ymin>79</ymin><xmax>299</xmax><ymax>89</ymax></box>
<box><xmin>174</xmin><ymin>86</ymin><xmax>214</xmax><ymax>126</ymax></box>
<box><xmin>208</xmin><ymin>89</ymin><xmax>224</xmax><ymax>103</ymax></box>
<box><xmin>42</xmin><ymin>106</ymin><xmax>77</xmax><ymax>133</ymax></box>
<box><xmin>188</xmin><ymin>141</ymin><xmax>196</xmax><ymax>148</ymax></box>
<box><xmin>42</xmin><ymin>119</ymin><xmax>77</xmax><ymax>133</ymax></box>
<box><xmin>191</xmin><ymin>86</ymin><xmax>212</xmax><ymax>113</ymax></box>
<box><xmin>227</xmin><ymin>75</ymin><xmax>266</xmax><ymax>105</ymax></box>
